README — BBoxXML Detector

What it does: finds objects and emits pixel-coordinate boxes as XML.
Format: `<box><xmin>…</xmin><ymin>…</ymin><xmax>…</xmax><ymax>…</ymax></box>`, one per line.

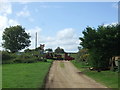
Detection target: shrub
<box><xmin>2</xmin><ymin>51</ymin><xmax>19</xmax><ymax>64</ymax></box>
<box><xmin>2</xmin><ymin>50</ymin><xmax>46</xmax><ymax>64</ymax></box>
<box><xmin>13</xmin><ymin>53</ymin><xmax>36</xmax><ymax>63</ymax></box>
<box><xmin>2</xmin><ymin>51</ymin><xmax>11</xmax><ymax>61</ymax></box>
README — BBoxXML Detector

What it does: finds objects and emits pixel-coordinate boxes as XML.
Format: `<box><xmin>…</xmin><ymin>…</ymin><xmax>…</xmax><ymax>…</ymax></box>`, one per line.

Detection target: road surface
<box><xmin>45</xmin><ymin>61</ymin><xmax>107</xmax><ymax>88</ymax></box>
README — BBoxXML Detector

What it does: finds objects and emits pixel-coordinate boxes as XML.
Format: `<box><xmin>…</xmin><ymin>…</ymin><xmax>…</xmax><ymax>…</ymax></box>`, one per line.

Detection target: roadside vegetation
<box><xmin>70</xmin><ymin>24</ymin><xmax>120</xmax><ymax>88</ymax></box>
<box><xmin>2</xmin><ymin>50</ymin><xmax>47</xmax><ymax>64</ymax></box>
<box><xmin>79</xmin><ymin>24</ymin><xmax>120</xmax><ymax>71</ymax></box>
<box><xmin>71</xmin><ymin>60</ymin><xmax>118</xmax><ymax>88</ymax></box>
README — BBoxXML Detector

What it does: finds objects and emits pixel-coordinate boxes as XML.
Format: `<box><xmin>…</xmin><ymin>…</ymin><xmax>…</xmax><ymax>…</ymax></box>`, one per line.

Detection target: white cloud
<box><xmin>0</xmin><ymin>15</ymin><xmax>20</xmax><ymax>50</ymax></box>
<box><xmin>103</xmin><ymin>22</ymin><xmax>118</xmax><ymax>27</ymax></box>
<box><xmin>57</xmin><ymin>28</ymin><xmax>74</xmax><ymax>40</ymax></box>
<box><xmin>0</xmin><ymin>2</ymin><xmax>20</xmax><ymax>50</ymax></box>
<box><xmin>8</xmin><ymin>19</ymin><xmax>19</xmax><ymax>26</ymax></box>
<box><xmin>38</xmin><ymin>28</ymin><xmax>79</xmax><ymax>52</ymax></box>
<box><xmin>0</xmin><ymin>2</ymin><xmax>12</xmax><ymax>15</ymax></box>
<box><xmin>16</xmin><ymin>6</ymin><xmax>30</xmax><ymax>17</ymax></box>
<box><xmin>0</xmin><ymin>16</ymin><xmax>8</xmax><ymax>30</ymax></box>
<box><xmin>0</xmin><ymin>16</ymin><xmax>19</xmax><ymax>31</ymax></box>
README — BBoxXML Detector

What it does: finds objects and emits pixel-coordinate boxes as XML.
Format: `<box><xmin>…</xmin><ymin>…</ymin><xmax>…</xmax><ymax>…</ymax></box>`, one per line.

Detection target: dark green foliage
<box><xmin>54</xmin><ymin>47</ymin><xmax>65</xmax><ymax>53</ymax></box>
<box><xmin>88</xmin><ymin>49</ymin><xmax>109</xmax><ymax>68</ymax></box>
<box><xmin>35</xmin><ymin>47</ymin><xmax>41</xmax><ymax>51</ymax></box>
<box><xmin>2</xmin><ymin>51</ymin><xmax>19</xmax><ymax>64</ymax></box>
<box><xmin>2</xmin><ymin>50</ymin><xmax>45</xmax><ymax>64</ymax></box>
<box><xmin>80</xmin><ymin>24</ymin><xmax>120</xmax><ymax>69</ymax></box>
<box><xmin>45</xmin><ymin>48</ymin><xmax>53</xmax><ymax>52</ymax></box>
<box><xmin>2</xmin><ymin>25</ymin><xmax>31</xmax><ymax>53</ymax></box>
<box><xmin>13</xmin><ymin>51</ymin><xmax>45</xmax><ymax>63</ymax></box>
<box><xmin>2</xmin><ymin>51</ymin><xmax>12</xmax><ymax>61</ymax></box>
<box><xmin>24</xmin><ymin>48</ymin><xmax>32</xmax><ymax>53</ymax></box>
<box><xmin>13</xmin><ymin>53</ymin><xmax>38</xmax><ymax>63</ymax></box>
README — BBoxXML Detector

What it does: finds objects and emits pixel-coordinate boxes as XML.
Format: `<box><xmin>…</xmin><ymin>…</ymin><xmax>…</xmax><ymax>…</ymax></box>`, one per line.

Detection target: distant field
<box><xmin>71</xmin><ymin>60</ymin><xmax>118</xmax><ymax>88</ymax></box>
<box><xmin>2</xmin><ymin>60</ymin><xmax>52</xmax><ymax>88</ymax></box>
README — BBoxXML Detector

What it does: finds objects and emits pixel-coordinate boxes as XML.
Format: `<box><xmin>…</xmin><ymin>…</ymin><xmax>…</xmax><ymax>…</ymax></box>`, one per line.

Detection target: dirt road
<box><xmin>45</xmin><ymin>61</ymin><xmax>107</xmax><ymax>88</ymax></box>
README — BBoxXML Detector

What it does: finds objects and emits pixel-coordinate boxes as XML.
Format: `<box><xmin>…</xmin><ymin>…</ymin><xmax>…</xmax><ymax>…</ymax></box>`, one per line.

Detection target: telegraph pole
<box><xmin>35</xmin><ymin>32</ymin><xmax>37</xmax><ymax>49</ymax></box>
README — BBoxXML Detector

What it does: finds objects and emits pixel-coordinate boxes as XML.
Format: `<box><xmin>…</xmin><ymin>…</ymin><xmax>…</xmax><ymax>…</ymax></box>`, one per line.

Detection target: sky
<box><xmin>0</xmin><ymin>1</ymin><xmax>118</xmax><ymax>52</ymax></box>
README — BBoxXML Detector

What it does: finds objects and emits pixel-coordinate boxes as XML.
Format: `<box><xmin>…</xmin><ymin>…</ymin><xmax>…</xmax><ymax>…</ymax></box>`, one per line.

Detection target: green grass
<box><xmin>60</xmin><ymin>62</ymin><xmax>64</xmax><ymax>68</ymax></box>
<box><xmin>71</xmin><ymin>60</ymin><xmax>118</xmax><ymax>88</ymax></box>
<box><xmin>2</xmin><ymin>60</ymin><xmax>52</xmax><ymax>88</ymax></box>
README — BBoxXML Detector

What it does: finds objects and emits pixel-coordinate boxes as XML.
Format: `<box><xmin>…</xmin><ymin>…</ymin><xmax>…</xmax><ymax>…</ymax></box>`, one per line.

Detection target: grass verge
<box><xmin>71</xmin><ymin>60</ymin><xmax>118</xmax><ymax>88</ymax></box>
<box><xmin>2</xmin><ymin>60</ymin><xmax>53</xmax><ymax>88</ymax></box>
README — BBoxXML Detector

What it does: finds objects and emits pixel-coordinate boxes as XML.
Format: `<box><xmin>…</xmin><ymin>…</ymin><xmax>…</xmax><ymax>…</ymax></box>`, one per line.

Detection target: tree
<box><xmin>54</xmin><ymin>47</ymin><xmax>65</xmax><ymax>53</ymax></box>
<box><xmin>2</xmin><ymin>25</ymin><xmax>31</xmax><ymax>53</ymax></box>
<box><xmin>79</xmin><ymin>24</ymin><xmax>120</xmax><ymax>71</ymax></box>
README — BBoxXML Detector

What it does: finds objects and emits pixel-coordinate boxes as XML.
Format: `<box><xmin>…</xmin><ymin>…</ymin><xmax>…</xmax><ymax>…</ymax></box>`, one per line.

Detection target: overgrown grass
<box><xmin>71</xmin><ymin>60</ymin><xmax>118</xmax><ymax>88</ymax></box>
<box><xmin>2</xmin><ymin>60</ymin><xmax>52</xmax><ymax>88</ymax></box>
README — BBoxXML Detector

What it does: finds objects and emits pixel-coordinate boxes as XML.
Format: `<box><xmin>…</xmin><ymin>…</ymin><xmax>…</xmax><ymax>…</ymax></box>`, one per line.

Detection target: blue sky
<box><xmin>0</xmin><ymin>2</ymin><xmax>118</xmax><ymax>52</ymax></box>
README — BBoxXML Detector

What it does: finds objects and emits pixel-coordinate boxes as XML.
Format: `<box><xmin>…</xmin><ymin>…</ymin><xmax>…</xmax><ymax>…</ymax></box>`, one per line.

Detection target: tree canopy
<box><xmin>79</xmin><ymin>24</ymin><xmax>120</xmax><ymax>68</ymax></box>
<box><xmin>54</xmin><ymin>47</ymin><xmax>65</xmax><ymax>53</ymax></box>
<box><xmin>2</xmin><ymin>25</ymin><xmax>31</xmax><ymax>53</ymax></box>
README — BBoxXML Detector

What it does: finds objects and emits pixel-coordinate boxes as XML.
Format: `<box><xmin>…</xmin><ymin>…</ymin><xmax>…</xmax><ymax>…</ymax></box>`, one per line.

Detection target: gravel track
<box><xmin>45</xmin><ymin>61</ymin><xmax>107</xmax><ymax>88</ymax></box>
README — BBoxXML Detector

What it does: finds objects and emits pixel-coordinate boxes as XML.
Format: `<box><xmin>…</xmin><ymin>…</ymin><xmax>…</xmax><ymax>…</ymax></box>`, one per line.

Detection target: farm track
<box><xmin>45</xmin><ymin>61</ymin><xmax>108</xmax><ymax>88</ymax></box>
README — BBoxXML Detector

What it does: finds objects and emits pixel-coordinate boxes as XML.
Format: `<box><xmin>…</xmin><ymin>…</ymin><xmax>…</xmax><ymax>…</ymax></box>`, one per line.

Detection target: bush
<box><xmin>2</xmin><ymin>51</ymin><xmax>12</xmax><ymax>61</ymax></box>
<box><xmin>13</xmin><ymin>53</ymin><xmax>39</xmax><ymax>63</ymax></box>
<box><xmin>14</xmin><ymin>57</ymin><xmax>37</xmax><ymax>63</ymax></box>
<box><xmin>2</xmin><ymin>51</ymin><xmax>20</xmax><ymax>64</ymax></box>
<box><xmin>88</xmin><ymin>49</ymin><xmax>110</xmax><ymax>70</ymax></box>
<box><xmin>2</xmin><ymin>50</ymin><xmax>46</xmax><ymax>64</ymax></box>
